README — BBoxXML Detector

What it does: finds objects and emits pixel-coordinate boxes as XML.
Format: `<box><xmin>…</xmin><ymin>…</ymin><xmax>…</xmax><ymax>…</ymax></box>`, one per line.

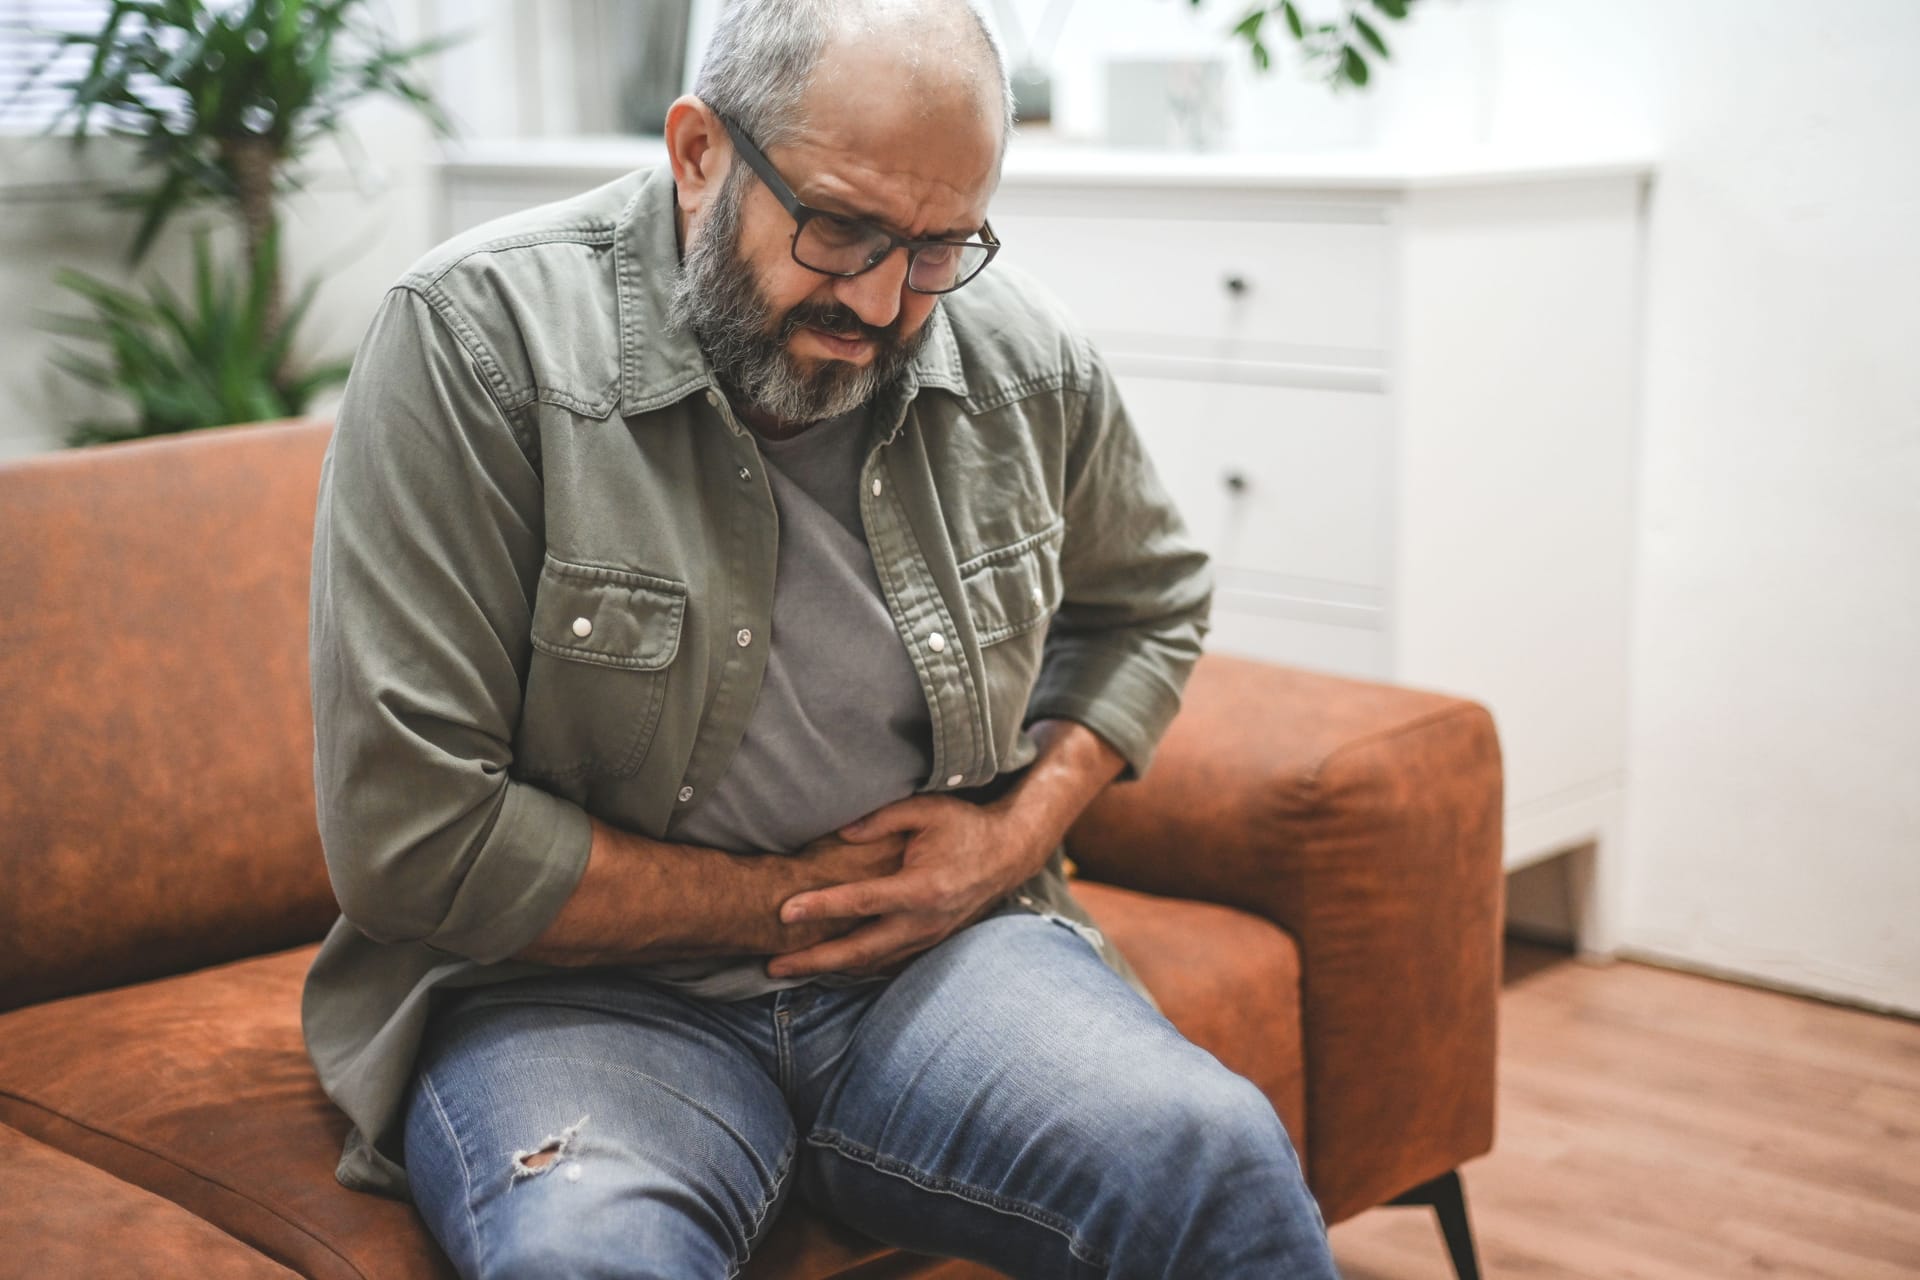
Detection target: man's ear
<box><xmin>665</xmin><ymin>95</ymin><xmax>728</xmax><ymax>218</ymax></box>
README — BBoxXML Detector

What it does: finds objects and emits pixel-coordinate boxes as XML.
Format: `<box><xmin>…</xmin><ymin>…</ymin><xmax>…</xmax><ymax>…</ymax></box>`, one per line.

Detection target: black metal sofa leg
<box><xmin>1384</xmin><ymin>1168</ymin><xmax>1483</xmax><ymax>1280</ymax></box>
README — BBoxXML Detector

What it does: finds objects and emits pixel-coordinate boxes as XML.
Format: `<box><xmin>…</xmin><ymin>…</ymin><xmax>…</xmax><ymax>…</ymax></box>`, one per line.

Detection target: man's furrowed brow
<box><xmin>810</xmin><ymin>193</ymin><xmax>982</xmax><ymax>241</ymax></box>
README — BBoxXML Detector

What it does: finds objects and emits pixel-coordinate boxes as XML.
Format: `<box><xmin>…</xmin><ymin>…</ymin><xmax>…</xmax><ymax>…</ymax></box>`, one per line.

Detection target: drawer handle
<box><xmin>1223</xmin><ymin>274</ymin><xmax>1250</xmax><ymax>296</ymax></box>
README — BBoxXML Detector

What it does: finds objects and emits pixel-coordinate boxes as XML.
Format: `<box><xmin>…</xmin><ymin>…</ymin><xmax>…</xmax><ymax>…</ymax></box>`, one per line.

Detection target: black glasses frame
<box><xmin>717</xmin><ymin>113</ymin><xmax>1000</xmax><ymax>295</ymax></box>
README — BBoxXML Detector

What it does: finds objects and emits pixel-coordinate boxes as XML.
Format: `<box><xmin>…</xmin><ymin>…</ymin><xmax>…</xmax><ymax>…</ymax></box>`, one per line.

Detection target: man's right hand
<box><xmin>756</xmin><ymin>827</ymin><xmax>912</xmax><ymax>953</ymax></box>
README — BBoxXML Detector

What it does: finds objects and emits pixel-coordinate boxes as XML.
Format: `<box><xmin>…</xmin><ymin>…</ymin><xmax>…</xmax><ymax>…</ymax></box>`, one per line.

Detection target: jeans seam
<box><xmin>726</xmin><ymin>1134</ymin><xmax>797</xmax><ymax>1280</ymax></box>
<box><xmin>421</xmin><ymin>1069</ymin><xmax>486</xmax><ymax>1275</ymax></box>
<box><xmin>806</xmin><ymin>1128</ymin><xmax>1111</xmax><ymax>1269</ymax></box>
<box><xmin>773</xmin><ymin>1004</ymin><xmax>794</xmax><ymax>1098</ymax></box>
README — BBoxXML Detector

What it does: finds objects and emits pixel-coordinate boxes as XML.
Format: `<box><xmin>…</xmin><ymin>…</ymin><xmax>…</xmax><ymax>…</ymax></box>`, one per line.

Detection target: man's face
<box><xmin>672</xmin><ymin>54</ymin><xmax>1001</xmax><ymax>428</ymax></box>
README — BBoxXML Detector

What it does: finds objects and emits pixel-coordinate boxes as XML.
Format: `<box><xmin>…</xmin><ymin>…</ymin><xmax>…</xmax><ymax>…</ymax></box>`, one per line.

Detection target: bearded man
<box><xmin>303</xmin><ymin>1</ymin><xmax>1341</xmax><ymax>1276</ymax></box>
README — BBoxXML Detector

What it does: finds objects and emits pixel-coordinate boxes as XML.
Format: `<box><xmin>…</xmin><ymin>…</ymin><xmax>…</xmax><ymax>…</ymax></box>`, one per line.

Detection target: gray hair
<box><xmin>693</xmin><ymin>0</ymin><xmax>1016</xmax><ymax>153</ymax></box>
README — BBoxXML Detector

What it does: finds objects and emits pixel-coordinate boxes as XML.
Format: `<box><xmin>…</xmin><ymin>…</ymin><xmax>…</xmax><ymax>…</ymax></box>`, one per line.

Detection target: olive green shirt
<box><xmin>302</xmin><ymin>164</ymin><xmax>1213</xmax><ymax>1201</ymax></box>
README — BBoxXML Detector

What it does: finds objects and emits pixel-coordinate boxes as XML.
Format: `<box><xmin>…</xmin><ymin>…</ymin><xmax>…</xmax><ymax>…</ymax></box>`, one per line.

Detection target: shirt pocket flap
<box><xmin>530</xmin><ymin>554</ymin><xmax>687</xmax><ymax>671</ymax></box>
<box><xmin>959</xmin><ymin>521</ymin><xmax>1065</xmax><ymax>646</ymax></box>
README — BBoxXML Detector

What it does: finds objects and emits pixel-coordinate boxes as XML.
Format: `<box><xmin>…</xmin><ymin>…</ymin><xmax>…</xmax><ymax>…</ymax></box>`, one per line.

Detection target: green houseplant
<box><xmin>1199</xmin><ymin>0</ymin><xmax>1419</xmax><ymax>88</ymax></box>
<box><xmin>8</xmin><ymin>0</ymin><xmax>466</xmax><ymax>446</ymax></box>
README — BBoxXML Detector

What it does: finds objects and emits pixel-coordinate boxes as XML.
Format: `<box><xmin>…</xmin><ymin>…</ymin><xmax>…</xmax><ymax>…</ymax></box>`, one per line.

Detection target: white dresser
<box><xmin>437</xmin><ymin>138</ymin><xmax>1655</xmax><ymax>954</ymax></box>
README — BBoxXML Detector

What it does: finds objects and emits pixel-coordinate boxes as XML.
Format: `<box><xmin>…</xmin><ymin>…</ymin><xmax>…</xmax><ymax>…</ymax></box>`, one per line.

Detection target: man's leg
<box><xmin>402</xmin><ymin>973</ymin><xmax>795</xmax><ymax>1280</ymax></box>
<box><xmin>792</xmin><ymin>912</ymin><xmax>1341</xmax><ymax>1279</ymax></box>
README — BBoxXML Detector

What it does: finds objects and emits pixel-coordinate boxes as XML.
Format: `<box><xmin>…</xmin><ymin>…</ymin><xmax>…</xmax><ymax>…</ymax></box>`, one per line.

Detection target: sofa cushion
<box><xmin>0</xmin><ymin>882</ymin><xmax>1301</xmax><ymax>1280</ymax></box>
<box><xmin>0</xmin><ymin>1121</ymin><xmax>298</xmax><ymax>1278</ymax></box>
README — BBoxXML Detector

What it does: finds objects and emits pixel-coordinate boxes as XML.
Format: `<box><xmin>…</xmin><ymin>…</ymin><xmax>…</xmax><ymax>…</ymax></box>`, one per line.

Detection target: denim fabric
<box><xmin>402</xmin><ymin>911</ymin><xmax>1338</xmax><ymax>1279</ymax></box>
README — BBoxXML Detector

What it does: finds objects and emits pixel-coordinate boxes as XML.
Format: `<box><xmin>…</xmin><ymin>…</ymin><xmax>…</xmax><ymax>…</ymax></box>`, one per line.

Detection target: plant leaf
<box><xmin>1353</xmin><ymin>15</ymin><xmax>1390</xmax><ymax>58</ymax></box>
<box><xmin>1341</xmin><ymin>46</ymin><xmax>1370</xmax><ymax>86</ymax></box>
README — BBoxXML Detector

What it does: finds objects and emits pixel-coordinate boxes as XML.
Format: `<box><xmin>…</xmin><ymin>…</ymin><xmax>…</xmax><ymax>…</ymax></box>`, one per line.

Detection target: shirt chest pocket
<box><xmin>513</xmin><ymin>554</ymin><xmax>686</xmax><ymax>782</ymax></box>
<box><xmin>958</xmin><ymin>521</ymin><xmax>1065</xmax><ymax>758</ymax></box>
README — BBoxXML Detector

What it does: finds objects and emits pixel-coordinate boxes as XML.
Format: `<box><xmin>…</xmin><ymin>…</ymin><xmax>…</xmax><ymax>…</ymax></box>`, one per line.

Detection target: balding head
<box><xmin>693</xmin><ymin>0</ymin><xmax>1014</xmax><ymax>158</ymax></box>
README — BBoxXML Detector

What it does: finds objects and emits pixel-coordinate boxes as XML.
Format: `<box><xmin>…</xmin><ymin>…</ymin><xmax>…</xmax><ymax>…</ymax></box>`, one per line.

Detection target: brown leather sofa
<box><xmin>0</xmin><ymin>417</ymin><xmax>1505</xmax><ymax>1279</ymax></box>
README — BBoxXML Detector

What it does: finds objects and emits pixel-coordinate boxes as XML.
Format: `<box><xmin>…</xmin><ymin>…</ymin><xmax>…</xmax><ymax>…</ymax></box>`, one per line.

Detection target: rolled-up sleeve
<box><xmin>1025</xmin><ymin>338</ymin><xmax>1214</xmax><ymax>782</ymax></box>
<box><xmin>310</xmin><ymin>284</ymin><xmax>591</xmax><ymax>962</ymax></box>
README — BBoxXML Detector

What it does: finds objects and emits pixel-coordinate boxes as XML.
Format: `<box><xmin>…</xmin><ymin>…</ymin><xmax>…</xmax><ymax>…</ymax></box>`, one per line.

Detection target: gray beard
<box><xmin>668</xmin><ymin>172</ymin><xmax>932</xmax><ymax>427</ymax></box>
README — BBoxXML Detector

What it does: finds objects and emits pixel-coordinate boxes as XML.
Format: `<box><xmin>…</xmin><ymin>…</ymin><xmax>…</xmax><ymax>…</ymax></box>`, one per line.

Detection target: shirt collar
<box><xmin>615</xmin><ymin>165</ymin><xmax>969</xmax><ymax>419</ymax></box>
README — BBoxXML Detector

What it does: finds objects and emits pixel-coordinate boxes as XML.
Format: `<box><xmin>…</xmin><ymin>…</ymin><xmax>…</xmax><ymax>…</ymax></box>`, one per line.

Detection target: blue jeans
<box><xmin>402</xmin><ymin>910</ymin><xmax>1340</xmax><ymax>1279</ymax></box>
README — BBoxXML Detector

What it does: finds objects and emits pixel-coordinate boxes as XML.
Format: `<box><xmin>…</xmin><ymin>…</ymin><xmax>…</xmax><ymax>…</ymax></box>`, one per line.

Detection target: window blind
<box><xmin>1</xmin><ymin>1</ymin><xmax>114</xmax><ymax>131</ymax></box>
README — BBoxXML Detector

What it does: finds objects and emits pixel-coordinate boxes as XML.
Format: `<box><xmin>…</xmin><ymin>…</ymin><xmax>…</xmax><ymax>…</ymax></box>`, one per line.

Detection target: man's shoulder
<box><xmin>383</xmin><ymin>170</ymin><xmax>656</xmax><ymax>417</ymax></box>
<box><xmin>939</xmin><ymin>261</ymin><xmax>1101</xmax><ymax>409</ymax></box>
<box><xmin>396</xmin><ymin>169</ymin><xmax>647</xmax><ymax>292</ymax></box>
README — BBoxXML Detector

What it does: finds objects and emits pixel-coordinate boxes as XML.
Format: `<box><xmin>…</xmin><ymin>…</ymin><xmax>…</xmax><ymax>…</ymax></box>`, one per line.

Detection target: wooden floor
<box><xmin>1327</xmin><ymin>938</ymin><xmax>1920</xmax><ymax>1279</ymax></box>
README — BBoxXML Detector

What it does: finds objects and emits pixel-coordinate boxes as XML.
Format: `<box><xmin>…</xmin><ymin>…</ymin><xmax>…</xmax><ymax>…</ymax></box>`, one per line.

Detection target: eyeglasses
<box><xmin>718</xmin><ymin>114</ymin><xmax>1000</xmax><ymax>295</ymax></box>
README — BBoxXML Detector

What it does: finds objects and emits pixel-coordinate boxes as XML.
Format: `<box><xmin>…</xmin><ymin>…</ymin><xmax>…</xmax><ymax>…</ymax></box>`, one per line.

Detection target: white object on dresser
<box><xmin>435</xmin><ymin>138</ymin><xmax>1655</xmax><ymax>956</ymax></box>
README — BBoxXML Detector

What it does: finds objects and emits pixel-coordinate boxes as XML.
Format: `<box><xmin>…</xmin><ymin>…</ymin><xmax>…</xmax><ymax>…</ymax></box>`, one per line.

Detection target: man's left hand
<box><xmin>764</xmin><ymin>794</ymin><xmax>1052</xmax><ymax>980</ymax></box>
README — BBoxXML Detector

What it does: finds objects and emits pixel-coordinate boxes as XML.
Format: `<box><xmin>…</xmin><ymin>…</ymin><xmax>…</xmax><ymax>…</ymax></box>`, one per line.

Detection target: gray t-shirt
<box><xmin>633</xmin><ymin>405</ymin><xmax>935</xmax><ymax>999</ymax></box>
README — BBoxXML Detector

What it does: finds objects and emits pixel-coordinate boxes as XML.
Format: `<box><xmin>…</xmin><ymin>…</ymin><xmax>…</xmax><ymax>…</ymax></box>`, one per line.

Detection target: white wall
<box><xmin>1391</xmin><ymin>0</ymin><xmax>1920</xmax><ymax>1014</ymax></box>
<box><xmin>1596</xmin><ymin>0</ymin><xmax>1919</xmax><ymax>1016</ymax></box>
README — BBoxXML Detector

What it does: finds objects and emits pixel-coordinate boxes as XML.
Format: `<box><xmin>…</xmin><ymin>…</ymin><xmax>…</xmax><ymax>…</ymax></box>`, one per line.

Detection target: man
<box><xmin>304</xmin><ymin>0</ymin><xmax>1342</xmax><ymax>1275</ymax></box>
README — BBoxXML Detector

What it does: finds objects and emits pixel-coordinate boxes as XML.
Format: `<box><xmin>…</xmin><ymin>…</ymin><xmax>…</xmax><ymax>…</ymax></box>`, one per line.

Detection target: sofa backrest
<box><xmin>0</xmin><ymin>419</ymin><xmax>340</xmax><ymax>1011</ymax></box>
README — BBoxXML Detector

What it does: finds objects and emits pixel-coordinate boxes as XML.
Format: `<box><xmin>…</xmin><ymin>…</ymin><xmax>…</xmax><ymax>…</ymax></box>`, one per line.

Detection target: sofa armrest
<box><xmin>1065</xmin><ymin>652</ymin><xmax>1506</xmax><ymax>1225</ymax></box>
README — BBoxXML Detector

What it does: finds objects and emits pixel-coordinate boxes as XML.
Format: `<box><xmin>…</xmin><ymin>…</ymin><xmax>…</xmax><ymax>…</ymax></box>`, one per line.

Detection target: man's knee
<box><xmin>480</xmin><ymin>1180</ymin><xmax>748</xmax><ymax>1280</ymax></box>
<box><xmin>1103</xmin><ymin>1065</ymin><xmax>1302</xmax><ymax>1200</ymax></box>
<box><xmin>446</xmin><ymin>1119</ymin><xmax>782</xmax><ymax>1279</ymax></box>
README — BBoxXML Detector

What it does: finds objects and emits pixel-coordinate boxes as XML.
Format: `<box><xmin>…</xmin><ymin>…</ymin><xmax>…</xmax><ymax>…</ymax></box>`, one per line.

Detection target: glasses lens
<box><xmin>794</xmin><ymin>214</ymin><xmax>993</xmax><ymax>293</ymax></box>
<box><xmin>794</xmin><ymin>214</ymin><xmax>893</xmax><ymax>274</ymax></box>
<box><xmin>907</xmin><ymin>242</ymin><xmax>992</xmax><ymax>293</ymax></box>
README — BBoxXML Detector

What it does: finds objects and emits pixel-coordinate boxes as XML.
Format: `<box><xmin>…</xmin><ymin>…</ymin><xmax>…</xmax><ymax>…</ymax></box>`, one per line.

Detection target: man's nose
<box><xmin>831</xmin><ymin>246</ymin><xmax>911</xmax><ymax>330</ymax></box>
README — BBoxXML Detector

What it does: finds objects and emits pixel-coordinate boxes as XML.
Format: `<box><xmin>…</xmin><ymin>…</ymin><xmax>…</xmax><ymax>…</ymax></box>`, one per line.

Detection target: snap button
<box><xmin>870</xmin><ymin>477</ymin><xmax>882</xmax><ymax>497</ymax></box>
<box><xmin>571</xmin><ymin>616</ymin><xmax>593</xmax><ymax>638</ymax></box>
<box><xmin>677</xmin><ymin>785</ymin><xmax>695</xmax><ymax>802</ymax></box>
<box><xmin>927</xmin><ymin>631</ymin><xmax>946</xmax><ymax>653</ymax></box>
<box><xmin>946</xmin><ymin>774</ymin><xmax>964</xmax><ymax>787</ymax></box>
<box><xmin>1030</xmin><ymin>587</ymin><xmax>1044</xmax><ymax>607</ymax></box>
<box><xmin>736</xmin><ymin>628</ymin><xmax>752</xmax><ymax>647</ymax></box>
<box><xmin>737</xmin><ymin>466</ymin><xmax>751</xmax><ymax>481</ymax></box>
<box><xmin>705</xmin><ymin>389</ymin><xmax>719</xmax><ymax>406</ymax></box>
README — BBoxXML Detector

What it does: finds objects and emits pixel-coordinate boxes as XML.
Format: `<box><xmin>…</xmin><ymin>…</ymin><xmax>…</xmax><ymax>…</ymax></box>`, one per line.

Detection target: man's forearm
<box><xmin>988</xmin><ymin>717</ymin><xmax>1128</xmax><ymax>881</ymax></box>
<box><xmin>514</xmin><ymin>817</ymin><xmax>841</xmax><ymax>967</ymax></box>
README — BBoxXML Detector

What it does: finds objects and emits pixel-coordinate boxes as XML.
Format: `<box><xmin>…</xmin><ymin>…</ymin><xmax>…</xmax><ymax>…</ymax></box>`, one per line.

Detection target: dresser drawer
<box><xmin>1117</xmin><ymin>375</ymin><xmax>1391</xmax><ymax>591</ymax></box>
<box><xmin>990</xmin><ymin>209</ymin><xmax>1392</xmax><ymax>356</ymax></box>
